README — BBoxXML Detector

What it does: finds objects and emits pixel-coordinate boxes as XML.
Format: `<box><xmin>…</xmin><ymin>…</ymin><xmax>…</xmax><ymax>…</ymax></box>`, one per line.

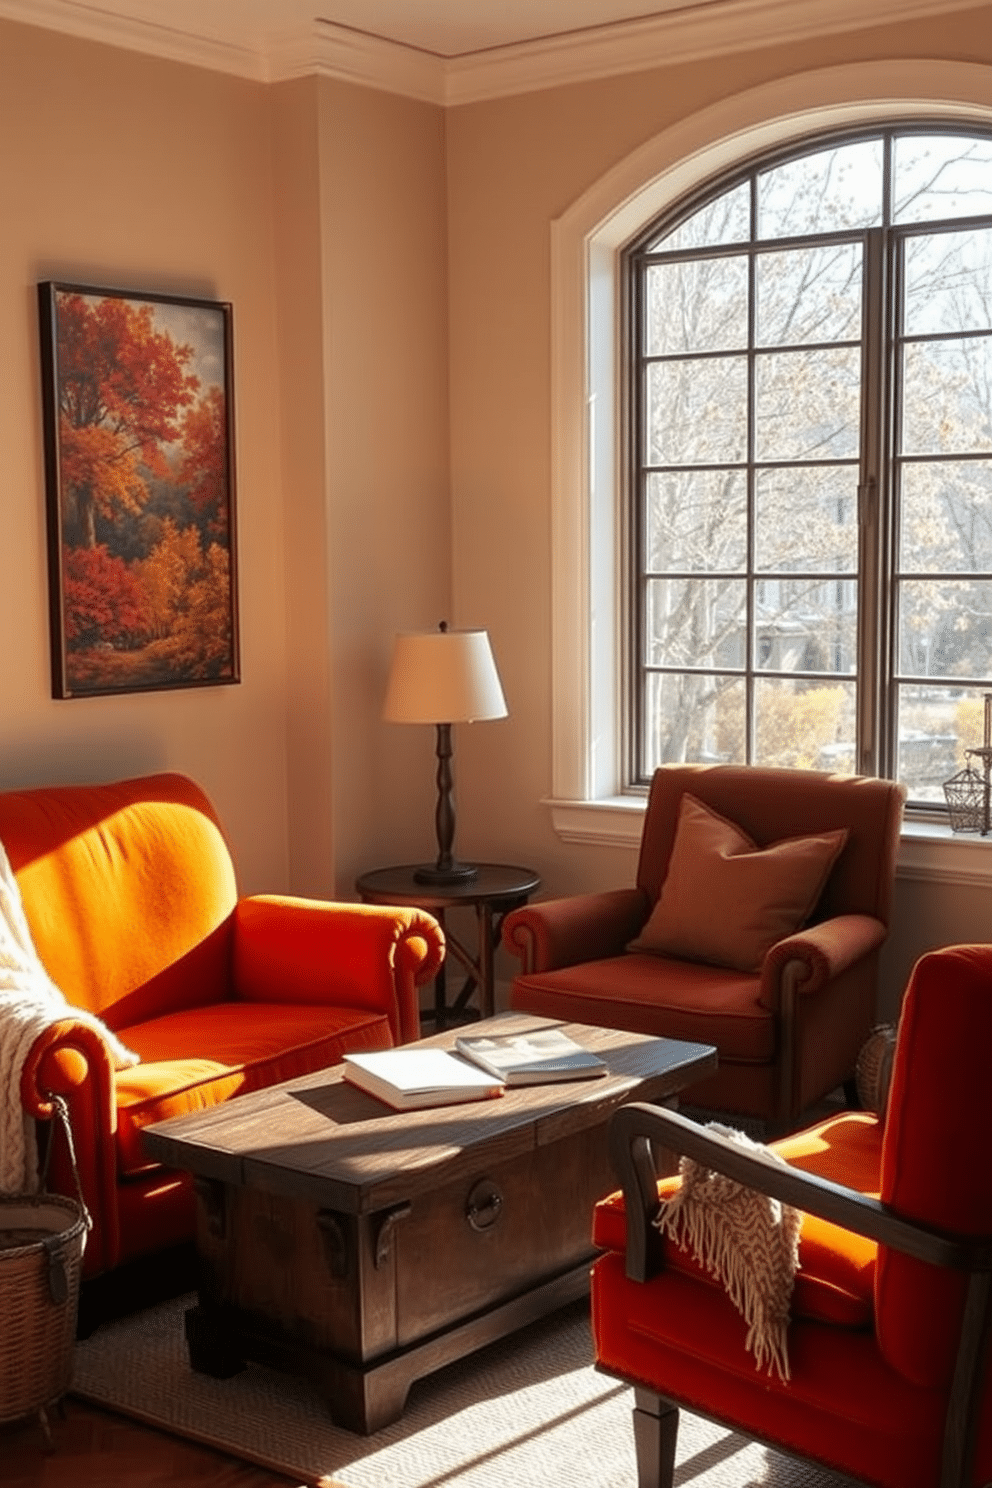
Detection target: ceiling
<box><xmin>226</xmin><ymin>1</ymin><xmax>717</xmax><ymax>60</ymax></box>
<box><xmin>2</xmin><ymin>2</ymin><xmax>732</xmax><ymax>60</ymax></box>
<box><xmin>0</xmin><ymin>0</ymin><xmax>971</xmax><ymax>103</ymax></box>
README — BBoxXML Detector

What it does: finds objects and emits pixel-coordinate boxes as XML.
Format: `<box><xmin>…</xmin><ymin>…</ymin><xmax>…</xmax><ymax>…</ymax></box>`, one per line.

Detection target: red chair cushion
<box><xmin>592</xmin><ymin>1250</ymin><xmax>947</xmax><ymax>1488</ymax></box>
<box><xmin>113</xmin><ymin>1001</ymin><xmax>392</xmax><ymax>1176</ymax></box>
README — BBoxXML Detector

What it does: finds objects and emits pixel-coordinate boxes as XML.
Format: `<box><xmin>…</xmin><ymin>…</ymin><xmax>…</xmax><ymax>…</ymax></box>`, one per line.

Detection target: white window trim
<box><xmin>547</xmin><ymin>58</ymin><xmax>992</xmax><ymax>885</ymax></box>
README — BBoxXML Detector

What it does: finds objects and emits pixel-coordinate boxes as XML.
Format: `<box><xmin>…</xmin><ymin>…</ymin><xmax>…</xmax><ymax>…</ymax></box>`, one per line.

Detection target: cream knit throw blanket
<box><xmin>0</xmin><ymin>838</ymin><xmax>139</xmax><ymax>1195</ymax></box>
<box><xmin>654</xmin><ymin>1122</ymin><xmax>802</xmax><ymax>1381</ymax></box>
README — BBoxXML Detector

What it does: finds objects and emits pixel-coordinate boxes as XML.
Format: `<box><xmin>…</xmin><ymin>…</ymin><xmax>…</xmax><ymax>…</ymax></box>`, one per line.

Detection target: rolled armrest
<box><xmin>19</xmin><ymin>1018</ymin><xmax>120</xmax><ymax>1275</ymax></box>
<box><xmin>759</xmin><ymin>913</ymin><xmax>887</xmax><ymax>1009</ymax></box>
<box><xmin>502</xmin><ymin>887</ymin><xmax>650</xmax><ymax>975</ymax></box>
<box><xmin>608</xmin><ymin>1102</ymin><xmax>988</xmax><ymax>1285</ymax></box>
<box><xmin>233</xmin><ymin>895</ymin><xmax>445</xmax><ymax>1044</ymax></box>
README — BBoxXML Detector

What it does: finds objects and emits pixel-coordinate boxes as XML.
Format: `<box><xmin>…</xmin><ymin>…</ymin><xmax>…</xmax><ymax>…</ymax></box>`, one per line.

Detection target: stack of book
<box><xmin>342</xmin><ymin>1028</ymin><xmax>607</xmax><ymax>1110</ymax></box>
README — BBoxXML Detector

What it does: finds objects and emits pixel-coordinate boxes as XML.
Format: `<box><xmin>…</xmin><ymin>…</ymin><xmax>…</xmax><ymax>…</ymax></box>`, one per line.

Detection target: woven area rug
<box><xmin>72</xmin><ymin>1294</ymin><xmax>864</xmax><ymax>1488</ymax></box>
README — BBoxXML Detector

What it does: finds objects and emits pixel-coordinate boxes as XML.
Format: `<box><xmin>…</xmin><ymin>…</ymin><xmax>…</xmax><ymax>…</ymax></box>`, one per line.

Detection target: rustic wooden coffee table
<box><xmin>142</xmin><ymin>1013</ymin><xmax>716</xmax><ymax>1434</ymax></box>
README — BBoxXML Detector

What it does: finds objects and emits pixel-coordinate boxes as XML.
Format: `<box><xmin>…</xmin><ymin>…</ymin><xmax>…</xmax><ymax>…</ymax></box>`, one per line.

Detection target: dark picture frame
<box><xmin>38</xmin><ymin>281</ymin><xmax>240</xmax><ymax>699</ymax></box>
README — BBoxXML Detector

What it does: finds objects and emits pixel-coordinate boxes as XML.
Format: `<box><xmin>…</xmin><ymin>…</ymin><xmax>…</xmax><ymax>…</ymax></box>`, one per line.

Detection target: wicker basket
<box><xmin>0</xmin><ymin>1191</ymin><xmax>87</xmax><ymax>1424</ymax></box>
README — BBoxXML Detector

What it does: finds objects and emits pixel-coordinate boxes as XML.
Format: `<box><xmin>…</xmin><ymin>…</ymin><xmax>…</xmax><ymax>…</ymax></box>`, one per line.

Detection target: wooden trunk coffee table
<box><xmin>142</xmin><ymin>1013</ymin><xmax>716</xmax><ymax>1434</ymax></box>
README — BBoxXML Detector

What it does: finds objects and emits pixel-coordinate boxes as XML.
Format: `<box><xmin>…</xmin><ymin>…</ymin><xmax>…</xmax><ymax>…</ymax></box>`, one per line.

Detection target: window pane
<box><xmin>754</xmin><ymin>678</ymin><xmax>856</xmax><ymax>770</ymax></box>
<box><xmin>896</xmin><ymin>685</ymin><xmax>968</xmax><ymax>802</ymax></box>
<box><xmin>645</xmin><ymin>470</ymin><xmax>747</xmax><ymax>572</ymax></box>
<box><xmin>646</xmin><ymin>357</ymin><xmax>748</xmax><ymax>464</ymax></box>
<box><xmin>650</xmin><ymin>183</ymin><xmax>750</xmax><ymax>251</ymax></box>
<box><xmin>755</xmin><ymin>347</ymin><xmax>861</xmax><ymax>460</ymax></box>
<box><xmin>894</xmin><ymin>135</ymin><xmax>992</xmax><ymax>225</ymax></box>
<box><xmin>904</xmin><ymin>228</ymin><xmax>992</xmax><ymax>336</ymax></box>
<box><xmin>901</xmin><ymin>337</ymin><xmax>992</xmax><ymax>455</ymax></box>
<box><xmin>900</xmin><ymin>461</ymin><xmax>992</xmax><ymax>573</ymax></box>
<box><xmin>899</xmin><ymin>578</ymin><xmax>992</xmax><ymax>679</ymax></box>
<box><xmin>757</xmin><ymin>140</ymin><xmax>883</xmax><ymax>239</ymax></box>
<box><xmin>646</xmin><ymin>578</ymin><xmax>746</xmax><ymax>668</ymax></box>
<box><xmin>646</xmin><ymin>256</ymin><xmax>748</xmax><ymax>355</ymax></box>
<box><xmin>756</xmin><ymin>242</ymin><xmax>862</xmax><ymax>346</ymax></box>
<box><xmin>755</xmin><ymin>579</ymin><xmax>857</xmax><ymax>674</ymax></box>
<box><xmin>756</xmin><ymin>466</ymin><xmax>858</xmax><ymax>572</ymax></box>
<box><xmin>643</xmin><ymin>672</ymin><xmax>745</xmax><ymax>767</ymax></box>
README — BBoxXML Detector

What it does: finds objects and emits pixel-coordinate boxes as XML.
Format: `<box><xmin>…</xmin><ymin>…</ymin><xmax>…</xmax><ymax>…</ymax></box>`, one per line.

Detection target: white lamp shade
<box><xmin>383</xmin><ymin>629</ymin><xmax>508</xmax><ymax>725</ymax></box>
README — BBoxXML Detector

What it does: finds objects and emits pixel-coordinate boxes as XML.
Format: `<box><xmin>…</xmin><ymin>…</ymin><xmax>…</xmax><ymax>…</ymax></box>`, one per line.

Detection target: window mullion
<box><xmin>857</xmin><ymin>225</ymin><xmax>887</xmax><ymax>776</ymax></box>
<box><xmin>629</xmin><ymin>252</ymin><xmax>647</xmax><ymax>786</ymax></box>
<box><xmin>746</xmin><ymin>243</ymin><xmax>757</xmax><ymax>765</ymax></box>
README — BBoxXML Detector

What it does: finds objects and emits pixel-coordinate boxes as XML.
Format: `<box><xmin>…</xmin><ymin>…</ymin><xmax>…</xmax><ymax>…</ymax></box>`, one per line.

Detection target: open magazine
<box><xmin>455</xmin><ymin>1027</ymin><xmax>607</xmax><ymax>1086</ymax></box>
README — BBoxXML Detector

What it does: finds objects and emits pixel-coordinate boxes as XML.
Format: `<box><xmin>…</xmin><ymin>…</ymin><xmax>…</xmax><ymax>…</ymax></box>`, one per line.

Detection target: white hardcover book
<box><xmin>342</xmin><ymin>1048</ymin><xmax>504</xmax><ymax>1110</ymax></box>
<box><xmin>455</xmin><ymin>1028</ymin><xmax>607</xmax><ymax>1086</ymax></box>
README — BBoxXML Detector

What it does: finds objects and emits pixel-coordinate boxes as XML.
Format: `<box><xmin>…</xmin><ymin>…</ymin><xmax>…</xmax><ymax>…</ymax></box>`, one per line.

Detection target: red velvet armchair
<box><xmin>592</xmin><ymin>944</ymin><xmax>992</xmax><ymax>1488</ymax></box>
<box><xmin>504</xmin><ymin>764</ymin><xmax>905</xmax><ymax>1127</ymax></box>
<box><xmin>2</xmin><ymin>772</ymin><xmax>444</xmax><ymax>1278</ymax></box>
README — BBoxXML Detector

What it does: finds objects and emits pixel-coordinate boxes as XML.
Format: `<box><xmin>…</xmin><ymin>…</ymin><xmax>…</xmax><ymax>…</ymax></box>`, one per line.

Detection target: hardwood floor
<box><xmin>2</xmin><ymin>1396</ymin><xmax>310</xmax><ymax>1487</ymax></box>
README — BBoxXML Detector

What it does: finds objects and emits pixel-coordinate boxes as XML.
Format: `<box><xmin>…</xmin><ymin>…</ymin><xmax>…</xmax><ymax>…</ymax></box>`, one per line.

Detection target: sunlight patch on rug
<box><xmin>72</xmin><ymin>1294</ymin><xmax>862</xmax><ymax>1488</ymax></box>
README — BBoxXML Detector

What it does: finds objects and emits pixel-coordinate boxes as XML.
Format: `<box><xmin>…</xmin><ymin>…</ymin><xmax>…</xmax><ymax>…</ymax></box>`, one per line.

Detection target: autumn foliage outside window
<box><xmin>39</xmin><ymin>283</ymin><xmax>239</xmax><ymax>698</ymax></box>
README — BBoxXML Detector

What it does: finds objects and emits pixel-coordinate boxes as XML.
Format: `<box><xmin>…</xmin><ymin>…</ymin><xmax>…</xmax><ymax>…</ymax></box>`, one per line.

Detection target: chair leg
<box><xmin>633</xmin><ymin>1388</ymin><xmax>678</xmax><ymax>1488</ymax></box>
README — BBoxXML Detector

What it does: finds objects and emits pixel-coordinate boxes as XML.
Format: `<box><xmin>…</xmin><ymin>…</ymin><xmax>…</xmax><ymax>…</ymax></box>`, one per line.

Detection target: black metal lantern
<box><xmin>943</xmin><ymin>694</ymin><xmax>992</xmax><ymax>835</ymax></box>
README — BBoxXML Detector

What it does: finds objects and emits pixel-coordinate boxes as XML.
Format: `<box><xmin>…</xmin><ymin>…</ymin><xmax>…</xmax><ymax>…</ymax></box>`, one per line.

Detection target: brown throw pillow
<box><xmin>628</xmin><ymin>793</ymin><xmax>848</xmax><ymax>973</ymax></box>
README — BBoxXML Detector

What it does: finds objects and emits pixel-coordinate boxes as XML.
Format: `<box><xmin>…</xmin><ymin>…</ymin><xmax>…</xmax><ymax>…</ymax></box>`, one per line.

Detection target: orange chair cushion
<box><xmin>513</xmin><ymin>954</ymin><xmax>773</xmax><ymax>1061</ymax></box>
<box><xmin>593</xmin><ymin>1110</ymin><xmax>881</xmax><ymax>1330</ymax></box>
<box><xmin>629</xmin><ymin>794</ymin><xmax>847</xmax><ymax>972</ymax></box>
<box><xmin>113</xmin><ymin>1001</ymin><xmax>393</xmax><ymax>1177</ymax></box>
<box><xmin>0</xmin><ymin>774</ymin><xmax>238</xmax><ymax>1026</ymax></box>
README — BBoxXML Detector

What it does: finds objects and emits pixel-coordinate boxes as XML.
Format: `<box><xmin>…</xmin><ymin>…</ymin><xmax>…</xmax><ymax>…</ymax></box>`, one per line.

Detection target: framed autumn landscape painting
<box><xmin>38</xmin><ymin>282</ymin><xmax>240</xmax><ymax>698</ymax></box>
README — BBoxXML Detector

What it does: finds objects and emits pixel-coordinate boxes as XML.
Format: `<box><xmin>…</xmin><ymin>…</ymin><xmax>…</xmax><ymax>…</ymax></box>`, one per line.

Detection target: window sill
<box><xmin>547</xmin><ymin>797</ymin><xmax>992</xmax><ymax>886</ymax></box>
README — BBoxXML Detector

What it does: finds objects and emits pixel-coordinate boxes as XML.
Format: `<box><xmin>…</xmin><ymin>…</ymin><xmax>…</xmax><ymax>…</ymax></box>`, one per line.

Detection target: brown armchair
<box><xmin>503</xmin><ymin>764</ymin><xmax>905</xmax><ymax>1128</ymax></box>
<box><xmin>592</xmin><ymin>944</ymin><xmax>992</xmax><ymax>1488</ymax></box>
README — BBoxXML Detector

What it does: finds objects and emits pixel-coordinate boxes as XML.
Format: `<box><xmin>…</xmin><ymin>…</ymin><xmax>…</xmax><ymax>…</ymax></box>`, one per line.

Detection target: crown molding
<box><xmin>439</xmin><ymin>0</ymin><xmax>985</xmax><ymax>106</ymax></box>
<box><xmin>0</xmin><ymin>0</ymin><xmax>265</xmax><ymax>79</ymax></box>
<box><xmin>0</xmin><ymin>0</ymin><xmax>983</xmax><ymax>104</ymax></box>
<box><xmin>272</xmin><ymin>20</ymin><xmax>445</xmax><ymax>104</ymax></box>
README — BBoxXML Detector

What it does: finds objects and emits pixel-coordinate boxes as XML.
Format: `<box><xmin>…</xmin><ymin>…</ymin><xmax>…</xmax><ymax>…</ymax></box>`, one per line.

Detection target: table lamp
<box><xmin>384</xmin><ymin>621</ymin><xmax>507</xmax><ymax>885</ymax></box>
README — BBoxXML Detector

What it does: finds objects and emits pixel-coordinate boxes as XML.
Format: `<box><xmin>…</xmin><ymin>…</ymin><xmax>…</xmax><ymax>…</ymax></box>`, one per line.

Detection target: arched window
<box><xmin>627</xmin><ymin>126</ymin><xmax>992</xmax><ymax>809</ymax></box>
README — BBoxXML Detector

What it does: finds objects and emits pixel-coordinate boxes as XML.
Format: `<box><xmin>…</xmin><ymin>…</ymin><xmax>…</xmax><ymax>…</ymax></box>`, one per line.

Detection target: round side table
<box><xmin>355</xmin><ymin>863</ymin><xmax>540</xmax><ymax>1028</ymax></box>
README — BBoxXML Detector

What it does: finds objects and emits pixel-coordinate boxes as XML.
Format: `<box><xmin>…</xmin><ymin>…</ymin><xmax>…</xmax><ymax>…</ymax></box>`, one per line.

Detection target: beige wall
<box><xmin>269</xmin><ymin>76</ymin><xmax>451</xmax><ymax>898</ymax></box>
<box><xmin>0</xmin><ymin>22</ymin><xmax>450</xmax><ymax>902</ymax></box>
<box><xmin>317</xmin><ymin>79</ymin><xmax>451</xmax><ymax>897</ymax></box>
<box><xmin>0</xmin><ymin>21</ymin><xmax>289</xmax><ymax>892</ymax></box>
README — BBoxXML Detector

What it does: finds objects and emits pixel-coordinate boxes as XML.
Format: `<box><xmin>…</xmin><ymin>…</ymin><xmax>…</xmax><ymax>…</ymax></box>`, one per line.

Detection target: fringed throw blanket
<box><xmin>654</xmin><ymin>1122</ymin><xmax>801</xmax><ymax>1381</ymax></box>
<box><xmin>0</xmin><ymin>838</ymin><xmax>138</xmax><ymax>1195</ymax></box>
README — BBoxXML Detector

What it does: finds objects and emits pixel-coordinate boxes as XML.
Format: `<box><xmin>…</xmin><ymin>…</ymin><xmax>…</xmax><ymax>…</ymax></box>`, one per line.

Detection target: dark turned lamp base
<box><xmin>416</xmin><ymin>719</ymin><xmax>481</xmax><ymax>888</ymax></box>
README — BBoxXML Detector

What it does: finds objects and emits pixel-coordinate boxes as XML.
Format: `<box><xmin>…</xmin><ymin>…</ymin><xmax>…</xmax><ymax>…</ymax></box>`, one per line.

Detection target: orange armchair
<box><xmin>3</xmin><ymin>772</ymin><xmax>444</xmax><ymax>1278</ymax></box>
<box><xmin>592</xmin><ymin>944</ymin><xmax>992</xmax><ymax>1488</ymax></box>
<box><xmin>504</xmin><ymin>764</ymin><xmax>905</xmax><ymax>1127</ymax></box>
